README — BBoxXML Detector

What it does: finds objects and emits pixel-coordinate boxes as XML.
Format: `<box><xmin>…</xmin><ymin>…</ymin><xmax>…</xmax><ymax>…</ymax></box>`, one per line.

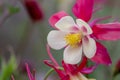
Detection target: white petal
<box><xmin>82</xmin><ymin>36</ymin><xmax>96</xmax><ymax>58</ymax></box>
<box><xmin>47</xmin><ymin>30</ymin><xmax>67</xmax><ymax>50</ymax></box>
<box><xmin>63</xmin><ymin>45</ymin><xmax>82</xmax><ymax>64</ymax></box>
<box><xmin>55</xmin><ymin>16</ymin><xmax>76</xmax><ymax>32</ymax></box>
<box><xmin>76</xmin><ymin>19</ymin><xmax>92</xmax><ymax>34</ymax></box>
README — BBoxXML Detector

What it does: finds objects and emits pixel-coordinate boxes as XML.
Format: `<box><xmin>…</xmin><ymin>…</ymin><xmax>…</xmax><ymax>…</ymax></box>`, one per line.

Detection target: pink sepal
<box><xmin>80</xmin><ymin>64</ymin><xmax>98</xmax><ymax>74</ymax></box>
<box><xmin>92</xmin><ymin>22</ymin><xmax>120</xmax><ymax>40</ymax></box>
<box><xmin>72</xmin><ymin>0</ymin><xmax>94</xmax><ymax>22</ymax></box>
<box><xmin>89</xmin><ymin>16</ymin><xmax>112</xmax><ymax>27</ymax></box>
<box><xmin>49</xmin><ymin>11</ymin><xmax>68</xmax><ymax>29</ymax></box>
<box><xmin>91</xmin><ymin>42</ymin><xmax>112</xmax><ymax>66</ymax></box>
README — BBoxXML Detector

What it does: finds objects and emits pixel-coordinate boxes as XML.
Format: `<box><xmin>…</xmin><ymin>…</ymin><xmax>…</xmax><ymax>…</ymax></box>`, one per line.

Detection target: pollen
<box><xmin>64</xmin><ymin>32</ymin><xmax>82</xmax><ymax>47</ymax></box>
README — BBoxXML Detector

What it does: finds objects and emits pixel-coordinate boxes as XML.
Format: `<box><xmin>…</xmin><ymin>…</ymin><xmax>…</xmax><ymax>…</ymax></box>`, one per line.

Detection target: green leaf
<box><xmin>0</xmin><ymin>54</ymin><xmax>17</xmax><ymax>80</ymax></box>
<box><xmin>8</xmin><ymin>6</ymin><xmax>20</xmax><ymax>14</ymax></box>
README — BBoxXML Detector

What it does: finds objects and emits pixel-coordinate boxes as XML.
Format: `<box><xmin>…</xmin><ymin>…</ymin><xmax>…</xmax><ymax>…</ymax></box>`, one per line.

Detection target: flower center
<box><xmin>64</xmin><ymin>32</ymin><xmax>82</xmax><ymax>47</ymax></box>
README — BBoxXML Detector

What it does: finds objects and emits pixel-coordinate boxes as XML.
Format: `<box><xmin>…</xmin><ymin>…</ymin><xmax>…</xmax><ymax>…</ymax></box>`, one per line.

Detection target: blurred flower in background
<box><xmin>23</xmin><ymin>0</ymin><xmax>44</xmax><ymax>22</ymax></box>
<box><xmin>113</xmin><ymin>59</ymin><xmax>120</xmax><ymax>77</ymax></box>
<box><xmin>25</xmin><ymin>63</ymin><xmax>36</xmax><ymax>80</ymax></box>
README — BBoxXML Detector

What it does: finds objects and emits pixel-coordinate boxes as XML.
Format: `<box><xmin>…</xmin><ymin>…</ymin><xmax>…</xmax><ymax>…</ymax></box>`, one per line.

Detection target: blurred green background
<box><xmin>0</xmin><ymin>0</ymin><xmax>120</xmax><ymax>80</ymax></box>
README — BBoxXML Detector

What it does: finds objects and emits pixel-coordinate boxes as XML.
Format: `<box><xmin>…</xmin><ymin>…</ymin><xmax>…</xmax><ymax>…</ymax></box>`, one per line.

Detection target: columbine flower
<box><xmin>47</xmin><ymin>16</ymin><xmax>96</xmax><ymax>64</ymax></box>
<box><xmin>44</xmin><ymin>45</ymin><xmax>96</xmax><ymax>80</ymax></box>
<box><xmin>47</xmin><ymin>0</ymin><xmax>120</xmax><ymax>65</ymax></box>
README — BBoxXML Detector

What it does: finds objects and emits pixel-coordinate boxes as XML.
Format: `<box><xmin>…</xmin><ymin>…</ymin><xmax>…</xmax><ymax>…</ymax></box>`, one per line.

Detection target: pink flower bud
<box><xmin>23</xmin><ymin>0</ymin><xmax>43</xmax><ymax>22</ymax></box>
<box><xmin>116</xmin><ymin>59</ymin><xmax>120</xmax><ymax>69</ymax></box>
<box><xmin>113</xmin><ymin>59</ymin><xmax>120</xmax><ymax>76</ymax></box>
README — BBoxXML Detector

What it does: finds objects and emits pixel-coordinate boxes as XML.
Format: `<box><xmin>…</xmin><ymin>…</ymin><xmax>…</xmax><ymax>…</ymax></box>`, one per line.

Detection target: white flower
<box><xmin>47</xmin><ymin>16</ymin><xmax>96</xmax><ymax>64</ymax></box>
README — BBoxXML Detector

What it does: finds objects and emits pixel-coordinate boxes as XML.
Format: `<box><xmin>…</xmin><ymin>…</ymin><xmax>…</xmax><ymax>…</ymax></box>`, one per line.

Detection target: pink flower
<box><xmin>44</xmin><ymin>45</ymin><xmax>96</xmax><ymax>80</ymax></box>
<box><xmin>47</xmin><ymin>16</ymin><xmax>96</xmax><ymax>64</ymax></box>
<box><xmin>48</xmin><ymin>0</ymin><xmax>120</xmax><ymax>65</ymax></box>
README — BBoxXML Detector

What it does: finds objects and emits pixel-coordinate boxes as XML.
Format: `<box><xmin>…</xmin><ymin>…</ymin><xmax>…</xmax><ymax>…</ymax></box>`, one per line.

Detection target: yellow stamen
<box><xmin>64</xmin><ymin>32</ymin><xmax>82</xmax><ymax>47</ymax></box>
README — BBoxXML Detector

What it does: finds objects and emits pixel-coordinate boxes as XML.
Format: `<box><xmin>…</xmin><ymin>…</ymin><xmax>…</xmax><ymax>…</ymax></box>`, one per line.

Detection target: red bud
<box><xmin>23</xmin><ymin>0</ymin><xmax>44</xmax><ymax>22</ymax></box>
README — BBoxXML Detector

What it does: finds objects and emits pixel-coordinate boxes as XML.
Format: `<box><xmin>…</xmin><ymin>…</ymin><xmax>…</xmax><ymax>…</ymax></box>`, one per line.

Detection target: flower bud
<box><xmin>23</xmin><ymin>0</ymin><xmax>43</xmax><ymax>22</ymax></box>
<box><xmin>113</xmin><ymin>59</ymin><xmax>120</xmax><ymax>76</ymax></box>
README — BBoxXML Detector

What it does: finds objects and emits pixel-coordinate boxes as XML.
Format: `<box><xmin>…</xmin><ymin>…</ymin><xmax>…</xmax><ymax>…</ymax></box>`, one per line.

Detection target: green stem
<box><xmin>44</xmin><ymin>68</ymin><xmax>54</xmax><ymax>80</ymax></box>
<box><xmin>44</xmin><ymin>67</ymin><xmax>64</xmax><ymax>80</ymax></box>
